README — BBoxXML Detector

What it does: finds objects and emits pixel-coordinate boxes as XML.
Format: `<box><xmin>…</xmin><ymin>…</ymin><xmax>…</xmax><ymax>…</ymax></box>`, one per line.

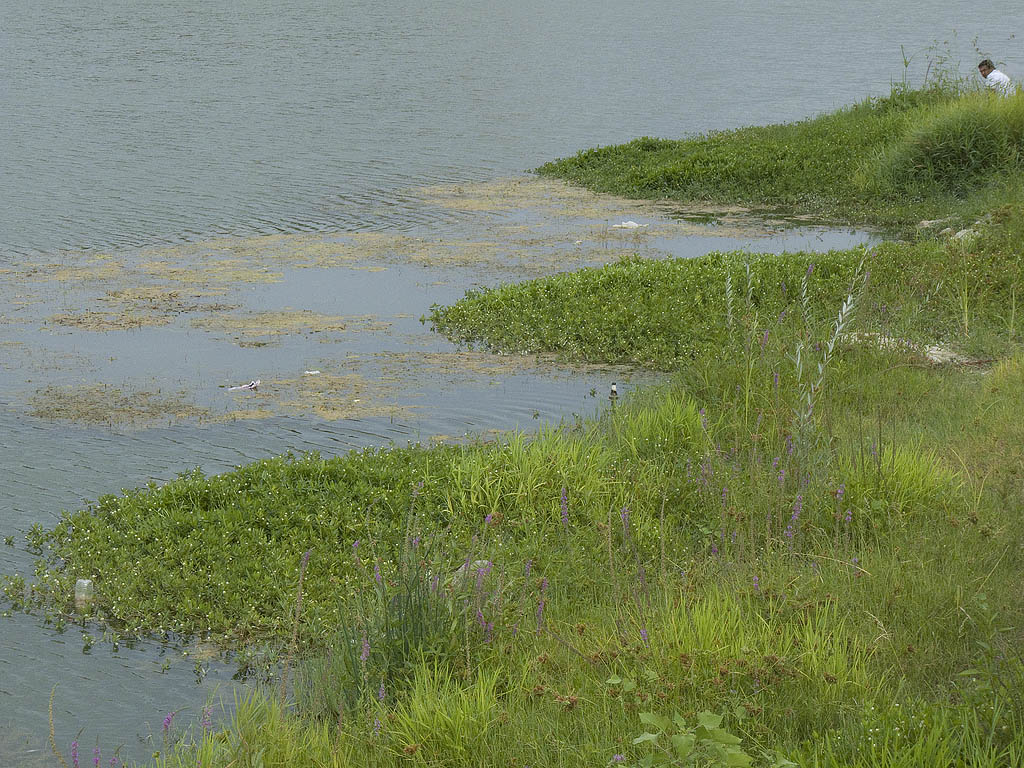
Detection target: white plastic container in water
<box><xmin>74</xmin><ymin>578</ymin><xmax>94</xmax><ymax>609</ymax></box>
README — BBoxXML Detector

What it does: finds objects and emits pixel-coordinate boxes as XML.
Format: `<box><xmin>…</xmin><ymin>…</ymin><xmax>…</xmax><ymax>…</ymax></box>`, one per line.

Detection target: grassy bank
<box><xmin>538</xmin><ymin>87</ymin><xmax>1024</xmax><ymax>231</ymax></box>
<box><xmin>8</xmin><ymin>85</ymin><xmax>1024</xmax><ymax>767</ymax></box>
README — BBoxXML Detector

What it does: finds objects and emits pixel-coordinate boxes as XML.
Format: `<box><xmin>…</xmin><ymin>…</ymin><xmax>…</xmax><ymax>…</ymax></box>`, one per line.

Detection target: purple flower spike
<box><xmin>373</xmin><ymin>562</ymin><xmax>382</xmax><ymax>585</ymax></box>
<box><xmin>162</xmin><ymin>712</ymin><xmax>174</xmax><ymax>734</ymax></box>
<box><xmin>844</xmin><ymin>508</ymin><xmax>853</xmax><ymax>525</ymax></box>
<box><xmin>378</xmin><ymin>682</ymin><xmax>386</xmax><ymax>701</ymax></box>
<box><xmin>71</xmin><ymin>741</ymin><xmax>79</xmax><ymax>768</ymax></box>
<box><xmin>360</xmin><ymin>632</ymin><xmax>370</xmax><ymax>663</ymax></box>
<box><xmin>484</xmin><ymin>513</ymin><xmax>493</xmax><ymax>526</ymax></box>
<box><xmin>640</xmin><ymin>627</ymin><xmax>649</xmax><ymax>646</ymax></box>
<box><xmin>753</xmin><ymin>575</ymin><xmax>760</xmax><ymax>591</ymax></box>
<box><xmin>93</xmin><ymin>746</ymin><xmax>100</xmax><ymax>768</ymax></box>
<box><xmin>612</xmin><ymin>755</ymin><xmax>624</xmax><ymax>764</ymax></box>
<box><xmin>201</xmin><ymin>705</ymin><xmax>213</xmax><ymax>731</ymax></box>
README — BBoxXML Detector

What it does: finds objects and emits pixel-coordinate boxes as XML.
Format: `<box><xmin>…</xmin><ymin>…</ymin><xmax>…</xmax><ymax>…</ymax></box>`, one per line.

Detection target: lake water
<box><xmin>1</xmin><ymin>1</ymin><xmax>1019</xmax><ymax>763</ymax></box>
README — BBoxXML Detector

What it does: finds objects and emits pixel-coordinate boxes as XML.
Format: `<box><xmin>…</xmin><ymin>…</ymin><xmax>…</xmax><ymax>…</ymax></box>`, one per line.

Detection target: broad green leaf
<box><xmin>670</xmin><ymin>732</ymin><xmax>696</xmax><ymax>759</ymax></box>
<box><xmin>621</xmin><ymin>679</ymin><xmax>637</xmax><ymax>693</ymax></box>
<box><xmin>722</xmin><ymin>747</ymin><xmax>754</xmax><ymax>767</ymax></box>
<box><xmin>696</xmin><ymin>711</ymin><xmax>723</xmax><ymax>730</ymax></box>
<box><xmin>606</xmin><ymin>674</ymin><xmax>623</xmax><ymax>685</ymax></box>
<box><xmin>633</xmin><ymin>732</ymin><xmax>660</xmax><ymax>745</ymax></box>
<box><xmin>672</xmin><ymin>713</ymin><xmax>688</xmax><ymax>730</ymax></box>
<box><xmin>644</xmin><ymin>669</ymin><xmax>659</xmax><ymax>681</ymax></box>
<box><xmin>639</xmin><ymin>712</ymin><xmax>671</xmax><ymax>732</ymax></box>
<box><xmin>709</xmin><ymin>728</ymin><xmax>742</xmax><ymax>745</ymax></box>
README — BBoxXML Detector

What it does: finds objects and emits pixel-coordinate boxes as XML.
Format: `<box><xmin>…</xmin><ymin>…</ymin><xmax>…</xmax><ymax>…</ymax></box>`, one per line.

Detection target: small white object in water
<box><xmin>611</xmin><ymin>220</ymin><xmax>646</xmax><ymax>229</ymax></box>
<box><xmin>303</xmin><ymin>370</ymin><xmax>321</xmax><ymax>376</ymax></box>
<box><xmin>610</xmin><ymin>382</ymin><xmax>618</xmax><ymax>400</ymax></box>
<box><xmin>229</xmin><ymin>379</ymin><xmax>260</xmax><ymax>392</ymax></box>
<box><xmin>75</xmin><ymin>578</ymin><xmax>94</xmax><ymax>609</ymax></box>
<box><xmin>574</xmin><ymin>240</ymin><xmax>583</xmax><ymax>245</ymax></box>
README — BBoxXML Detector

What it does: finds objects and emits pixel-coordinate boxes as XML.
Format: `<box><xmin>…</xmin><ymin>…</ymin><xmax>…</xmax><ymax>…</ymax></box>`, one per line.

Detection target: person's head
<box><xmin>979</xmin><ymin>59</ymin><xmax>995</xmax><ymax>77</ymax></box>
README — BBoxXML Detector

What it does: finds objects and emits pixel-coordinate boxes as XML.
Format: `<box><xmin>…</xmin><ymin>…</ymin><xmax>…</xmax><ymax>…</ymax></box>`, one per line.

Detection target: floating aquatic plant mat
<box><xmin>191</xmin><ymin>310</ymin><xmax>390</xmax><ymax>345</ymax></box>
<box><xmin>0</xmin><ymin>174</ymin><xmax>833</xmax><ymax>427</ymax></box>
<box><xmin>29</xmin><ymin>385</ymin><xmax>210</xmax><ymax>427</ymax></box>
<box><xmin>416</xmin><ymin>176</ymin><xmax>790</xmax><ymax>237</ymax></box>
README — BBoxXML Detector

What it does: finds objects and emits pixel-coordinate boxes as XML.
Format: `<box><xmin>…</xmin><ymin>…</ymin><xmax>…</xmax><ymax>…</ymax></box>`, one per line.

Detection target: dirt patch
<box><xmin>47</xmin><ymin>310</ymin><xmax>173</xmax><ymax>331</ymax></box>
<box><xmin>29</xmin><ymin>385</ymin><xmax>209</xmax><ymax>426</ymax></box>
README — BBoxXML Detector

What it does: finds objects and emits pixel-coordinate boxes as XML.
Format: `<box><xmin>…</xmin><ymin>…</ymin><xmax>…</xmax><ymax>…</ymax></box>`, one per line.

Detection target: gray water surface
<box><xmin>1</xmin><ymin>0</ymin><xmax>1018</xmax><ymax>763</ymax></box>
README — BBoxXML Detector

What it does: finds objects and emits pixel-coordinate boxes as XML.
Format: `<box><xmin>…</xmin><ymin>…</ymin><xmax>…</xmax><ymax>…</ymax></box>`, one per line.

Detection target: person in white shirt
<box><xmin>978</xmin><ymin>59</ymin><xmax>1013</xmax><ymax>96</ymax></box>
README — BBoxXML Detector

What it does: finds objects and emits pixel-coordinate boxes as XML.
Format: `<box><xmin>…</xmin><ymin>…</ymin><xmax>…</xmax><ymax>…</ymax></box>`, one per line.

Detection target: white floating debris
<box><xmin>611</xmin><ymin>220</ymin><xmax>647</xmax><ymax>229</ymax></box>
<box><xmin>573</xmin><ymin>240</ymin><xmax>583</xmax><ymax>245</ymax></box>
<box><xmin>229</xmin><ymin>379</ymin><xmax>261</xmax><ymax>392</ymax></box>
<box><xmin>74</xmin><ymin>578</ymin><xmax>94</xmax><ymax>609</ymax></box>
<box><xmin>303</xmin><ymin>370</ymin><xmax>321</xmax><ymax>376</ymax></box>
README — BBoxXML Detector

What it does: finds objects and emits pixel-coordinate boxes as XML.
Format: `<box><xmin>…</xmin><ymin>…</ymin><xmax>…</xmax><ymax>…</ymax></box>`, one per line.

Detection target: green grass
<box><xmin>537</xmin><ymin>87</ymin><xmax>1024</xmax><ymax>230</ymax></box>
<box><xmin>13</xmin><ymin>85</ymin><xmax>1024</xmax><ymax>767</ymax></box>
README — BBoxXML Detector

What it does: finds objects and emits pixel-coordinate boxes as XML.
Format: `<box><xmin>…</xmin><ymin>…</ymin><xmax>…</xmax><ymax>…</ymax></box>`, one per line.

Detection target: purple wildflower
<box><xmin>844</xmin><ymin>508</ymin><xmax>853</xmax><ymax>525</ymax></box>
<box><xmin>93</xmin><ymin>746</ymin><xmax>100</xmax><ymax>768</ymax></box>
<box><xmin>560</xmin><ymin>486</ymin><xmax>569</xmax><ymax>529</ymax></box>
<box><xmin>524</xmin><ymin>559</ymin><xmax>533</xmax><ymax>579</ymax></box>
<box><xmin>373</xmin><ymin>562</ymin><xmax>382</xmax><ymax>585</ymax></box>
<box><xmin>640</xmin><ymin>627</ymin><xmax>649</xmax><ymax>646</ymax></box>
<box><xmin>71</xmin><ymin>741</ymin><xmax>79</xmax><ymax>768</ymax></box>
<box><xmin>778</xmin><ymin>468</ymin><xmax>786</xmax><ymax>486</ymax></box>
<box><xmin>699</xmin><ymin>408</ymin><xmax>708</xmax><ymax>431</ymax></box>
<box><xmin>484</xmin><ymin>513</ymin><xmax>493</xmax><ymax>526</ymax></box>
<box><xmin>773</xmin><ymin>371</ymin><xmax>779</xmax><ymax>388</ymax></box>
<box><xmin>772</xmin><ymin>456</ymin><xmax>780</xmax><ymax>471</ymax></box>
<box><xmin>300</xmin><ymin>548</ymin><xmax>312</xmax><ymax>570</ymax></box>
<box><xmin>109</xmin><ymin>759</ymin><xmax>119</xmax><ymax>768</ymax></box>
<box><xmin>761</xmin><ymin>329</ymin><xmax>769</xmax><ymax>348</ymax></box>
<box><xmin>360</xmin><ymin>632</ymin><xmax>370</xmax><ymax>664</ymax></box>
<box><xmin>378</xmin><ymin>682</ymin><xmax>386</xmax><ymax>701</ymax></box>
<box><xmin>711</xmin><ymin>543</ymin><xmax>719</xmax><ymax>556</ymax></box>
<box><xmin>785</xmin><ymin>435</ymin><xmax>793</xmax><ymax>455</ymax></box>
<box><xmin>778</xmin><ymin>310</ymin><xmax>786</xmax><ymax>323</ymax></box>
<box><xmin>201</xmin><ymin>705</ymin><xmax>213</xmax><ymax>731</ymax></box>
<box><xmin>722</xmin><ymin>485</ymin><xmax>728</xmax><ymax>507</ymax></box>
<box><xmin>836</xmin><ymin>483</ymin><xmax>846</xmax><ymax>502</ymax></box>
<box><xmin>162</xmin><ymin>712</ymin><xmax>174</xmax><ymax>734</ymax></box>
<box><xmin>612</xmin><ymin>755</ymin><xmax>625</xmax><ymax>764</ymax></box>
<box><xmin>785</xmin><ymin>494</ymin><xmax>803</xmax><ymax>540</ymax></box>
<box><xmin>807</xmin><ymin>263</ymin><xmax>815</xmax><ymax>277</ymax></box>
<box><xmin>753</xmin><ymin>575</ymin><xmax>760</xmax><ymax>591</ymax></box>
<box><xmin>411</xmin><ymin>535</ymin><xmax>420</xmax><ymax>549</ymax></box>
<box><xmin>373</xmin><ymin>717</ymin><xmax>382</xmax><ymax>735</ymax></box>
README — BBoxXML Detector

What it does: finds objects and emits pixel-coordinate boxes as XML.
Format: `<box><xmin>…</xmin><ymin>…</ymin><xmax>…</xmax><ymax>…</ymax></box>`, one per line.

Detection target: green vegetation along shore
<box><xmin>7</xmin><ymin>83</ymin><xmax>1024</xmax><ymax>767</ymax></box>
